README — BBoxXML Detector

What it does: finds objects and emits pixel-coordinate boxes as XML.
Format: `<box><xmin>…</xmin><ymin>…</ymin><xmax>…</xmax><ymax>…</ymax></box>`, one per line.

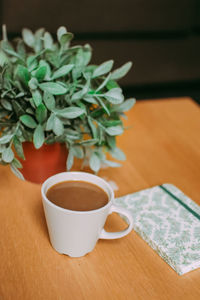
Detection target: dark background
<box><xmin>1</xmin><ymin>0</ymin><xmax>200</xmax><ymax>102</ymax></box>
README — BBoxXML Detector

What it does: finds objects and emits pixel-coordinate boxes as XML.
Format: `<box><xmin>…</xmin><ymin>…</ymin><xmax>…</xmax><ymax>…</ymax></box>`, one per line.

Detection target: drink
<box><xmin>46</xmin><ymin>180</ymin><xmax>109</xmax><ymax>211</ymax></box>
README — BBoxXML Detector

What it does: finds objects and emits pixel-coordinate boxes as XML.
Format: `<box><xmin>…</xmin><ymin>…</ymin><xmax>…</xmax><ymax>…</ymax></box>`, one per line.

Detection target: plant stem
<box><xmin>2</xmin><ymin>24</ymin><xmax>8</xmax><ymax>41</ymax></box>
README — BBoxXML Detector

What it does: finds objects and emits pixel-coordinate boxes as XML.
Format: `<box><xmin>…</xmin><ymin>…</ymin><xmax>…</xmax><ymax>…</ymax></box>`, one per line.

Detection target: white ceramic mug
<box><xmin>41</xmin><ymin>172</ymin><xmax>133</xmax><ymax>257</ymax></box>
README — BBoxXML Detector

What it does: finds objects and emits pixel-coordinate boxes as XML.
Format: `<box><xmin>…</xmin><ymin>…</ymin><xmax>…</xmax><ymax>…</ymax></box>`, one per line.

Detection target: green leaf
<box><xmin>36</xmin><ymin>104</ymin><xmax>47</xmax><ymax>124</ymax></box>
<box><xmin>102</xmin><ymin>120</ymin><xmax>122</xmax><ymax>127</ymax></box>
<box><xmin>89</xmin><ymin>152</ymin><xmax>101</xmax><ymax>172</ymax></box>
<box><xmin>32</xmin><ymin>90</ymin><xmax>42</xmax><ymax>106</ymax></box>
<box><xmin>72</xmin><ymin>145</ymin><xmax>84</xmax><ymax>159</ymax></box>
<box><xmin>95</xmin><ymin>148</ymin><xmax>106</xmax><ymax>161</ymax></box>
<box><xmin>33</xmin><ymin>124</ymin><xmax>45</xmax><ymax>149</ymax></box>
<box><xmin>105</xmin><ymin>125</ymin><xmax>123</xmax><ymax>136</ymax></box>
<box><xmin>1</xmin><ymin>41</ymin><xmax>24</xmax><ymax>61</ymax></box>
<box><xmin>111</xmin><ymin>98</ymin><xmax>136</xmax><ymax>112</ymax></box>
<box><xmin>20</xmin><ymin>114</ymin><xmax>37</xmax><ymax>129</ymax></box>
<box><xmin>54</xmin><ymin>107</ymin><xmax>85</xmax><ymax>119</ymax></box>
<box><xmin>83</xmin><ymin>95</ymin><xmax>98</xmax><ymax>104</ymax></box>
<box><xmin>106</xmin><ymin>135</ymin><xmax>116</xmax><ymax>149</ymax></box>
<box><xmin>104</xmin><ymin>160</ymin><xmax>121</xmax><ymax>168</ymax></box>
<box><xmin>74</xmin><ymin>48</ymin><xmax>86</xmax><ymax>67</ymax></box>
<box><xmin>0</xmin><ymin>51</ymin><xmax>8</xmax><ymax>66</ymax></box>
<box><xmin>0</xmin><ymin>144</ymin><xmax>6</xmax><ymax>153</ymax></box>
<box><xmin>71</xmin><ymin>85</ymin><xmax>89</xmax><ymax>102</ymax></box>
<box><xmin>96</xmin><ymin>96</ymin><xmax>110</xmax><ymax>116</ymax></box>
<box><xmin>57</xmin><ymin>27</ymin><xmax>74</xmax><ymax>46</ymax></box>
<box><xmin>1</xmin><ymin>99</ymin><xmax>12</xmax><ymax>111</ymax></box>
<box><xmin>0</xmin><ymin>134</ymin><xmax>13</xmax><ymax>144</ymax></box>
<box><xmin>56</xmin><ymin>81</ymin><xmax>69</xmax><ymax>89</ymax></box>
<box><xmin>2</xmin><ymin>147</ymin><xmax>14</xmax><ymax>163</ymax></box>
<box><xmin>15</xmin><ymin>92</ymin><xmax>25</xmax><ymax>98</ymax></box>
<box><xmin>84</xmin><ymin>65</ymin><xmax>96</xmax><ymax>76</ymax></box>
<box><xmin>110</xmin><ymin>62</ymin><xmax>132</xmax><ymax>80</ymax></box>
<box><xmin>92</xmin><ymin>60</ymin><xmax>114</xmax><ymax>78</ymax></box>
<box><xmin>52</xmin><ymin>116</ymin><xmax>64</xmax><ymax>136</ymax></box>
<box><xmin>90</xmin><ymin>108</ymin><xmax>105</xmax><ymax>118</ymax></box>
<box><xmin>13</xmin><ymin>136</ymin><xmax>24</xmax><ymax>159</ymax></box>
<box><xmin>72</xmin><ymin>45</ymin><xmax>91</xmax><ymax>69</ymax></box>
<box><xmin>43</xmin><ymin>91</ymin><xmax>55</xmax><ymax>110</ymax></box>
<box><xmin>71</xmin><ymin>90</ymin><xmax>83</xmax><ymax>102</ymax></box>
<box><xmin>35</xmin><ymin>66</ymin><xmax>47</xmax><ymax>82</ymax></box>
<box><xmin>44</xmin><ymin>32</ymin><xmax>53</xmax><ymax>49</ymax></box>
<box><xmin>28</xmin><ymin>78</ymin><xmax>38</xmax><ymax>90</ymax></box>
<box><xmin>82</xmin><ymin>44</ymin><xmax>92</xmax><ymax>65</ymax></box>
<box><xmin>88</xmin><ymin>117</ymin><xmax>98</xmax><ymax>139</ymax></box>
<box><xmin>45</xmin><ymin>50</ymin><xmax>60</xmax><ymax>68</ymax></box>
<box><xmin>12</xmin><ymin>157</ymin><xmax>22</xmax><ymax>169</ymax></box>
<box><xmin>51</xmin><ymin>65</ymin><xmax>74</xmax><ymax>80</ymax></box>
<box><xmin>106</xmin><ymin>80</ymin><xmax>119</xmax><ymax>90</ymax></box>
<box><xmin>96</xmin><ymin>73</ymin><xmax>111</xmax><ymax>92</ymax></box>
<box><xmin>39</xmin><ymin>60</ymin><xmax>51</xmax><ymax>80</ymax></box>
<box><xmin>98</xmin><ymin>127</ymin><xmax>105</xmax><ymax>145</ymax></box>
<box><xmin>60</xmin><ymin>33</ymin><xmax>74</xmax><ymax>46</ymax></box>
<box><xmin>66</xmin><ymin>148</ymin><xmax>74</xmax><ymax>171</ymax></box>
<box><xmin>2</xmin><ymin>78</ymin><xmax>11</xmax><ymax>91</ymax></box>
<box><xmin>16</xmin><ymin>65</ymin><xmax>30</xmax><ymax>86</ymax></box>
<box><xmin>16</xmin><ymin>40</ymin><xmax>26</xmax><ymax>59</ymax></box>
<box><xmin>39</xmin><ymin>82</ymin><xmax>67</xmax><ymax>95</ymax></box>
<box><xmin>57</xmin><ymin>26</ymin><xmax>67</xmax><ymax>41</ymax></box>
<box><xmin>27</xmin><ymin>56</ymin><xmax>38</xmax><ymax>72</ymax></box>
<box><xmin>22</xmin><ymin>28</ymin><xmax>35</xmax><ymax>48</ymax></box>
<box><xmin>72</xmin><ymin>66</ymin><xmax>83</xmax><ymax>80</ymax></box>
<box><xmin>79</xmin><ymin>79</ymin><xmax>91</xmax><ymax>98</ymax></box>
<box><xmin>29</xmin><ymin>98</ymin><xmax>36</xmax><ymax>109</ymax></box>
<box><xmin>79</xmin><ymin>138</ymin><xmax>98</xmax><ymax>146</ymax></box>
<box><xmin>10</xmin><ymin>164</ymin><xmax>24</xmax><ymax>180</ymax></box>
<box><xmin>65</xmin><ymin>128</ymin><xmax>81</xmax><ymax>140</ymax></box>
<box><xmin>46</xmin><ymin>113</ymin><xmax>55</xmax><ymax>131</ymax></box>
<box><xmin>104</xmin><ymin>88</ymin><xmax>124</xmax><ymax>104</ymax></box>
<box><xmin>110</xmin><ymin>147</ymin><xmax>126</xmax><ymax>160</ymax></box>
<box><xmin>34</xmin><ymin>28</ymin><xmax>45</xmax><ymax>52</ymax></box>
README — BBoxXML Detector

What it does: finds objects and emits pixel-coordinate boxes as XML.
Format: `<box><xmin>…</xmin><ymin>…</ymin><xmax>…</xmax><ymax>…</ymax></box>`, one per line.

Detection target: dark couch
<box><xmin>1</xmin><ymin>0</ymin><xmax>200</xmax><ymax>99</ymax></box>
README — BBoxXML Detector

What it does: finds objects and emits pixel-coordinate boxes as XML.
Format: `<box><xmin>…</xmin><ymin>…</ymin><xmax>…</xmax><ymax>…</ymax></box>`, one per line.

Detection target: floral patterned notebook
<box><xmin>114</xmin><ymin>184</ymin><xmax>200</xmax><ymax>275</ymax></box>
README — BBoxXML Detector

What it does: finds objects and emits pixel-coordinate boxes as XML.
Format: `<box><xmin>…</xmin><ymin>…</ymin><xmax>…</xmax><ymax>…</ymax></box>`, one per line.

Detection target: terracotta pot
<box><xmin>19</xmin><ymin>142</ymin><xmax>68</xmax><ymax>184</ymax></box>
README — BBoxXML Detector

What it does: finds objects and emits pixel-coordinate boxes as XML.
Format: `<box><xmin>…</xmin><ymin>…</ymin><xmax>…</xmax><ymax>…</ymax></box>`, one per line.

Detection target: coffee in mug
<box><xmin>41</xmin><ymin>172</ymin><xmax>133</xmax><ymax>257</ymax></box>
<box><xmin>46</xmin><ymin>181</ymin><xmax>109</xmax><ymax>211</ymax></box>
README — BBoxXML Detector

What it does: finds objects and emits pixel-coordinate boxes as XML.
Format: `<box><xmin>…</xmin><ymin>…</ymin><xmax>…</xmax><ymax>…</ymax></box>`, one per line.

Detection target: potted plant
<box><xmin>0</xmin><ymin>25</ymin><xmax>135</xmax><ymax>183</ymax></box>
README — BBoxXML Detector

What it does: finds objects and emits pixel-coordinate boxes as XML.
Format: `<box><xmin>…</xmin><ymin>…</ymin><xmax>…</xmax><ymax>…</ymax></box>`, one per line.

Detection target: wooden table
<box><xmin>1</xmin><ymin>97</ymin><xmax>200</xmax><ymax>300</ymax></box>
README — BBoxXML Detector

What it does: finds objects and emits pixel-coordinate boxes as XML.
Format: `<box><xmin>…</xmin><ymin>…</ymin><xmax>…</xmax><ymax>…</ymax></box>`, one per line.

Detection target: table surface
<box><xmin>1</xmin><ymin>97</ymin><xmax>200</xmax><ymax>300</ymax></box>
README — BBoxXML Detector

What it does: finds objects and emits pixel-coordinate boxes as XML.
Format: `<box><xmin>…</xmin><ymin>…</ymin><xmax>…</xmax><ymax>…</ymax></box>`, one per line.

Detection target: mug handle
<box><xmin>99</xmin><ymin>205</ymin><xmax>134</xmax><ymax>239</ymax></box>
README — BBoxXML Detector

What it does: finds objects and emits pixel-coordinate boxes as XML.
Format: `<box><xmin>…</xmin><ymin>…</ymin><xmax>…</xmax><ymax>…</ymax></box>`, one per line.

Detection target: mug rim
<box><xmin>41</xmin><ymin>171</ymin><xmax>114</xmax><ymax>214</ymax></box>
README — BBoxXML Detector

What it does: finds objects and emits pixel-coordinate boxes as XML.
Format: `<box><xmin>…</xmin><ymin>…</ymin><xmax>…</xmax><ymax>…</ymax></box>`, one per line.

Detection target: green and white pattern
<box><xmin>114</xmin><ymin>184</ymin><xmax>200</xmax><ymax>275</ymax></box>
